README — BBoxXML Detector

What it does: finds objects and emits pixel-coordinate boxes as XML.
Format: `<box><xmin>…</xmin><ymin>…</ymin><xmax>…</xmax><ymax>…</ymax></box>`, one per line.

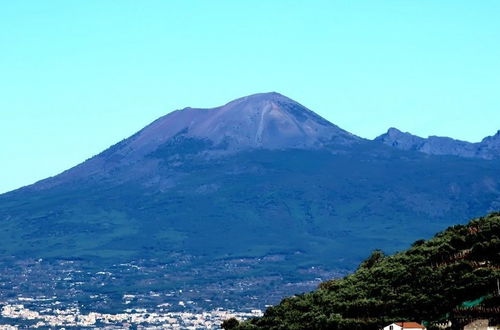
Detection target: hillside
<box><xmin>228</xmin><ymin>213</ymin><xmax>500</xmax><ymax>329</ymax></box>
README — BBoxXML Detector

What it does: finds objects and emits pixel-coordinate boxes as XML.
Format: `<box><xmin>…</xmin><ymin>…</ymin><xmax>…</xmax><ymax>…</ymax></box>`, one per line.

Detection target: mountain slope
<box><xmin>0</xmin><ymin>93</ymin><xmax>499</xmax><ymax>311</ymax></box>
<box><xmin>3</xmin><ymin>141</ymin><xmax>500</xmax><ymax>264</ymax></box>
<box><xmin>24</xmin><ymin>92</ymin><xmax>358</xmax><ymax>191</ymax></box>
<box><xmin>230</xmin><ymin>213</ymin><xmax>500</xmax><ymax>330</ymax></box>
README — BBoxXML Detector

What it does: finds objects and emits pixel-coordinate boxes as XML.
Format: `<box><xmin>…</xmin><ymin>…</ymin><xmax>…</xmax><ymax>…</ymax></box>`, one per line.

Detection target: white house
<box><xmin>383</xmin><ymin>322</ymin><xmax>426</xmax><ymax>330</ymax></box>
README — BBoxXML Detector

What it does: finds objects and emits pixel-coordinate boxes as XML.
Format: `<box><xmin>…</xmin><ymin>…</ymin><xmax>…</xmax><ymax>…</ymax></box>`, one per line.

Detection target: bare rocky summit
<box><xmin>121</xmin><ymin>92</ymin><xmax>359</xmax><ymax>155</ymax></box>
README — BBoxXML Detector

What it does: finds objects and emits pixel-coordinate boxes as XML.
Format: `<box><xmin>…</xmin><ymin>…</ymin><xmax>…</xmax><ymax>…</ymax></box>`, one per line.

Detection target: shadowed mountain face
<box><xmin>376</xmin><ymin>127</ymin><xmax>500</xmax><ymax>159</ymax></box>
<box><xmin>0</xmin><ymin>92</ymin><xmax>499</xmax><ymax>308</ymax></box>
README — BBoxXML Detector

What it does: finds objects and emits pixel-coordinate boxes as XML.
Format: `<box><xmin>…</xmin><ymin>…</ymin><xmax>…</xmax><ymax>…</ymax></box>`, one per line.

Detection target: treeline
<box><xmin>224</xmin><ymin>212</ymin><xmax>500</xmax><ymax>329</ymax></box>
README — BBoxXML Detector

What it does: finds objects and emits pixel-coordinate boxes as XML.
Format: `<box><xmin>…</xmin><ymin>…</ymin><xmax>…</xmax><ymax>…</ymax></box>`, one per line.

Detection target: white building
<box><xmin>383</xmin><ymin>322</ymin><xmax>426</xmax><ymax>330</ymax></box>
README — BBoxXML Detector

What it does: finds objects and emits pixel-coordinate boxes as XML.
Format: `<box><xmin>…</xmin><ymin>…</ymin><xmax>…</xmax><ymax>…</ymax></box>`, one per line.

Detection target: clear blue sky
<box><xmin>1</xmin><ymin>1</ymin><xmax>500</xmax><ymax>193</ymax></box>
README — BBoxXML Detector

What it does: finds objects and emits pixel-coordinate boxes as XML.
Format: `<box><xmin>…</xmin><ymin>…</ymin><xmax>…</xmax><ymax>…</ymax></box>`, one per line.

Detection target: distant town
<box><xmin>1</xmin><ymin>301</ymin><xmax>262</xmax><ymax>328</ymax></box>
<box><xmin>0</xmin><ymin>256</ymin><xmax>343</xmax><ymax>328</ymax></box>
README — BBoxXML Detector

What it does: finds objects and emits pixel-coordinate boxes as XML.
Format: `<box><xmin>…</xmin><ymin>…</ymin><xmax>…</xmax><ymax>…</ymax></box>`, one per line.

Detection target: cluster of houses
<box><xmin>382</xmin><ymin>320</ymin><xmax>499</xmax><ymax>330</ymax></box>
<box><xmin>383</xmin><ymin>322</ymin><xmax>426</xmax><ymax>330</ymax></box>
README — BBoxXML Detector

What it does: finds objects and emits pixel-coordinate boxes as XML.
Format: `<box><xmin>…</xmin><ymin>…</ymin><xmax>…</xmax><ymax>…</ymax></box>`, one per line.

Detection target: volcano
<box><xmin>1</xmin><ymin>92</ymin><xmax>499</xmax><ymax>309</ymax></box>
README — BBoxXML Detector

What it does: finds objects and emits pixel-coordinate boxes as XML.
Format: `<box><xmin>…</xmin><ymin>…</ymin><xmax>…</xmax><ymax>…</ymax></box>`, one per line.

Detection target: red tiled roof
<box><xmin>395</xmin><ymin>322</ymin><xmax>426</xmax><ymax>329</ymax></box>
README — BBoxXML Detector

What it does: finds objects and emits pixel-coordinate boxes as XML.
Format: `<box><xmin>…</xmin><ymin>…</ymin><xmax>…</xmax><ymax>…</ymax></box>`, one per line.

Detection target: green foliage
<box><xmin>235</xmin><ymin>213</ymin><xmax>500</xmax><ymax>329</ymax></box>
<box><xmin>359</xmin><ymin>250</ymin><xmax>385</xmax><ymax>269</ymax></box>
<box><xmin>222</xmin><ymin>317</ymin><xmax>241</xmax><ymax>329</ymax></box>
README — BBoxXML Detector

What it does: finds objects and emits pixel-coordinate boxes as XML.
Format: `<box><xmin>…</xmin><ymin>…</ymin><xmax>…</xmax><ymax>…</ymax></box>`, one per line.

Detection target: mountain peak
<box><xmin>219</xmin><ymin>92</ymin><xmax>318</xmax><ymax>119</ymax></box>
<box><xmin>481</xmin><ymin>130</ymin><xmax>500</xmax><ymax>143</ymax></box>
<box><xmin>375</xmin><ymin>127</ymin><xmax>424</xmax><ymax>149</ymax></box>
<box><xmin>36</xmin><ymin>93</ymin><xmax>360</xmax><ymax>189</ymax></box>
<box><xmin>478</xmin><ymin>130</ymin><xmax>500</xmax><ymax>157</ymax></box>
<box><xmin>122</xmin><ymin>93</ymin><xmax>359</xmax><ymax>155</ymax></box>
<box><xmin>181</xmin><ymin>92</ymin><xmax>291</xmax><ymax>112</ymax></box>
<box><xmin>214</xmin><ymin>92</ymin><xmax>309</xmax><ymax>118</ymax></box>
<box><xmin>229</xmin><ymin>91</ymin><xmax>289</xmax><ymax>103</ymax></box>
<box><xmin>386</xmin><ymin>127</ymin><xmax>403</xmax><ymax>135</ymax></box>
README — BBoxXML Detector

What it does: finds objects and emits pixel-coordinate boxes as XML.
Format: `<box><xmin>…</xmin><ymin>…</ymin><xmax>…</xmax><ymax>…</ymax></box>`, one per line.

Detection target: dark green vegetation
<box><xmin>229</xmin><ymin>213</ymin><xmax>500</xmax><ymax>329</ymax></box>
